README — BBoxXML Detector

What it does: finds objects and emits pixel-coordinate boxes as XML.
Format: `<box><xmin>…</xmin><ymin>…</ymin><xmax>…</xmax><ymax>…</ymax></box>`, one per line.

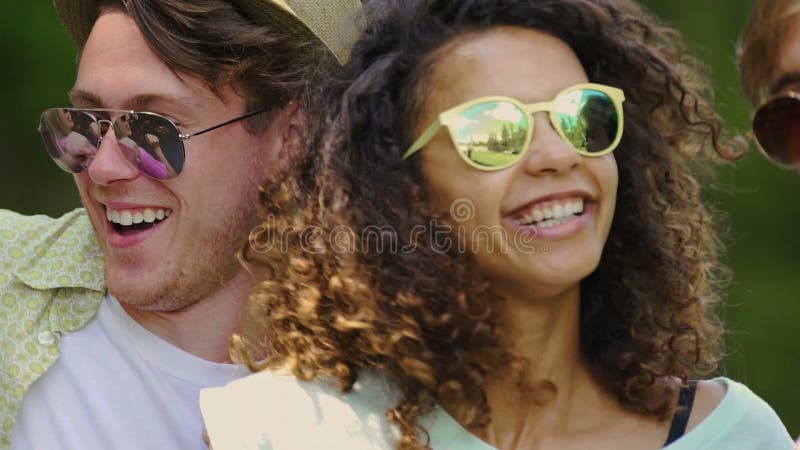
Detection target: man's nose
<box><xmin>86</xmin><ymin>123</ymin><xmax>141</xmax><ymax>185</ymax></box>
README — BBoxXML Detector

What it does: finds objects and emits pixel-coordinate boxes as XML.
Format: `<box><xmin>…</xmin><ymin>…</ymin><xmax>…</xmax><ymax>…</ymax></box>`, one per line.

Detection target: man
<box><xmin>0</xmin><ymin>0</ymin><xmax>359</xmax><ymax>448</ymax></box>
<box><xmin>740</xmin><ymin>0</ymin><xmax>800</xmax><ymax>171</ymax></box>
<box><xmin>740</xmin><ymin>2</ymin><xmax>800</xmax><ymax>447</ymax></box>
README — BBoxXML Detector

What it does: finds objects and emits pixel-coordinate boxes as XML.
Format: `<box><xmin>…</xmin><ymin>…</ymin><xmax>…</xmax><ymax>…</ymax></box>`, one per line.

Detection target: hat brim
<box><xmin>52</xmin><ymin>0</ymin><xmax>358</xmax><ymax>64</ymax></box>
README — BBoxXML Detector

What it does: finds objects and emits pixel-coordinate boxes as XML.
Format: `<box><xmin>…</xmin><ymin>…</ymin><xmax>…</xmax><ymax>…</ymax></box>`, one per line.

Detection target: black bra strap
<box><xmin>663</xmin><ymin>380</ymin><xmax>698</xmax><ymax>447</ymax></box>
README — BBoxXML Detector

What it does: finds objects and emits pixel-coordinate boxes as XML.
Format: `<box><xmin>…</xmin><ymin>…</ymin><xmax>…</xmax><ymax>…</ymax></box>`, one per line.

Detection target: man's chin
<box><xmin>106</xmin><ymin>271</ymin><xmax>216</xmax><ymax>313</ymax></box>
<box><xmin>106</xmin><ymin>277</ymin><xmax>180</xmax><ymax>312</ymax></box>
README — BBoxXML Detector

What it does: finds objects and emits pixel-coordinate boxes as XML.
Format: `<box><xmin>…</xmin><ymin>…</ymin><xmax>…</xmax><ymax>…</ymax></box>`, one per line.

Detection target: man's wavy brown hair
<box><xmin>739</xmin><ymin>0</ymin><xmax>800</xmax><ymax>106</ymax></box>
<box><xmin>235</xmin><ymin>0</ymin><xmax>743</xmax><ymax>448</ymax></box>
<box><xmin>99</xmin><ymin>0</ymin><xmax>336</xmax><ymax>133</ymax></box>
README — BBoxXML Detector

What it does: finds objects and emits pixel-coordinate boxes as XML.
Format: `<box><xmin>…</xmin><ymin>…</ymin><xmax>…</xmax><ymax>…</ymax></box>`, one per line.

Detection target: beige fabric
<box><xmin>52</xmin><ymin>0</ymin><xmax>361</xmax><ymax>64</ymax></box>
<box><xmin>269</xmin><ymin>0</ymin><xmax>297</xmax><ymax>15</ymax></box>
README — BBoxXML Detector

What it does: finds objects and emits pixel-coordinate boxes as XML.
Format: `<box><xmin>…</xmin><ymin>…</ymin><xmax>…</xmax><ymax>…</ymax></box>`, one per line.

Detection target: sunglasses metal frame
<box><xmin>752</xmin><ymin>92</ymin><xmax>800</xmax><ymax>169</ymax></box>
<box><xmin>39</xmin><ymin>107</ymin><xmax>265</xmax><ymax>179</ymax></box>
<box><xmin>403</xmin><ymin>82</ymin><xmax>626</xmax><ymax>171</ymax></box>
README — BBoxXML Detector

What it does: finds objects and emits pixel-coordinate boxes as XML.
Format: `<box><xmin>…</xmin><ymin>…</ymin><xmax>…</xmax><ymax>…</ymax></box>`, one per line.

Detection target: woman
<box><xmin>202</xmin><ymin>0</ymin><xmax>794</xmax><ymax>448</ymax></box>
<box><xmin>39</xmin><ymin>109</ymin><xmax>98</xmax><ymax>172</ymax></box>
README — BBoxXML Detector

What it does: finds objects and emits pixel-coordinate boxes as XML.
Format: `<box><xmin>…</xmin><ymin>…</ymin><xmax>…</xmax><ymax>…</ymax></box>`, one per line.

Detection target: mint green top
<box><xmin>202</xmin><ymin>372</ymin><xmax>794</xmax><ymax>449</ymax></box>
<box><xmin>0</xmin><ymin>209</ymin><xmax>105</xmax><ymax>448</ymax></box>
<box><xmin>664</xmin><ymin>377</ymin><xmax>794</xmax><ymax>450</ymax></box>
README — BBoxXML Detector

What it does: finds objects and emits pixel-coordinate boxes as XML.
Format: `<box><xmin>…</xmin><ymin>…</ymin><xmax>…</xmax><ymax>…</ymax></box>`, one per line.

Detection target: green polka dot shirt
<box><xmin>0</xmin><ymin>209</ymin><xmax>105</xmax><ymax>448</ymax></box>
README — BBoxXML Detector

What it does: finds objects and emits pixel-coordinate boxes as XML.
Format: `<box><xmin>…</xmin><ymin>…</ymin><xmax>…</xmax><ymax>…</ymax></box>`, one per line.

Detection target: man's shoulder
<box><xmin>0</xmin><ymin>208</ymin><xmax>90</xmax><ymax>243</ymax></box>
<box><xmin>0</xmin><ymin>208</ymin><xmax>104</xmax><ymax>291</ymax></box>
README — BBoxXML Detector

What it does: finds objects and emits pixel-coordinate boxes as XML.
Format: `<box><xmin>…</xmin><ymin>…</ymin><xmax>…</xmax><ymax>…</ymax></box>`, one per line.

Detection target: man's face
<box><xmin>775</xmin><ymin>14</ymin><xmax>800</xmax><ymax>95</ymax></box>
<box><xmin>72</xmin><ymin>12</ymin><xmax>284</xmax><ymax>310</ymax></box>
<box><xmin>767</xmin><ymin>14</ymin><xmax>800</xmax><ymax>171</ymax></box>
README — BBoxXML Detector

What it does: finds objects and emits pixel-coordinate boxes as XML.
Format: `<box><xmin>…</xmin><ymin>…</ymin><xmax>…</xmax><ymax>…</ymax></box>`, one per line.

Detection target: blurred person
<box><xmin>740</xmin><ymin>0</ymin><xmax>800</xmax><ymax>171</ymax></box>
<box><xmin>60</xmin><ymin>130</ymin><xmax>97</xmax><ymax>170</ymax></box>
<box><xmin>39</xmin><ymin>109</ymin><xmax>97</xmax><ymax>171</ymax></box>
<box><xmin>740</xmin><ymin>1</ymin><xmax>800</xmax><ymax>445</ymax></box>
<box><xmin>201</xmin><ymin>0</ymin><xmax>794</xmax><ymax>449</ymax></box>
<box><xmin>114</xmin><ymin>115</ymin><xmax>176</xmax><ymax>179</ymax></box>
<box><xmin>0</xmin><ymin>0</ymin><xmax>359</xmax><ymax>449</ymax></box>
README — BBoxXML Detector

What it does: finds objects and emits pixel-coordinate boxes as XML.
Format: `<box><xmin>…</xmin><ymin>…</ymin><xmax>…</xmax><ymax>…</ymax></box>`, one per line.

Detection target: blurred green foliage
<box><xmin>0</xmin><ymin>3</ymin><xmax>80</xmax><ymax>213</ymax></box>
<box><xmin>0</xmin><ymin>0</ymin><xmax>796</xmax><ymax>437</ymax></box>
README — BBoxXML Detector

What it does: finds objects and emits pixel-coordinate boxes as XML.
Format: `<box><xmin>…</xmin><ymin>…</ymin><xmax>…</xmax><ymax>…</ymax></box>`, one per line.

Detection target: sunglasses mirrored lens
<box><xmin>113</xmin><ymin>113</ymin><xmax>184</xmax><ymax>180</ymax></box>
<box><xmin>556</xmin><ymin>89</ymin><xmax>619</xmax><ymax>154</ymax></box>
<box><xmin>39</xmin><ymin>108</ymin><xmax>100</xmax><ymax>173</ymax></box>
<box><xmin>451</xmin><ymin>101</ymin><xmax>529</xmax><ymax>168</ymax></box>
<box><xmin>753</xmin><ymin>97</ymin><xmax>800</xmax><ymax>168</ymax></box>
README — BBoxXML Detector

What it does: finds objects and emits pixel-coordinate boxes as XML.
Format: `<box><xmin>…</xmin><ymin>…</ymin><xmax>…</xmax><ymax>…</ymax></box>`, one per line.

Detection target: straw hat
<box><xmin>52</xmin><ymin>0</ymin><xmax>361</xmax><ymax>64</ymax></box>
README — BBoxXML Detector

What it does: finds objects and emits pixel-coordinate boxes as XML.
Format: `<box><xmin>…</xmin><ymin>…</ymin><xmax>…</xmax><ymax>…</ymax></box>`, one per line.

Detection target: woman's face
<box><xmin>416</xmin><ymin>26</ymin><xmax>619</xmax><ymax>300</ymax></box>
<box><xmin>62</xmin><ymin>109</ymin><xmax>74</xmax><ymax>131</ymax></box>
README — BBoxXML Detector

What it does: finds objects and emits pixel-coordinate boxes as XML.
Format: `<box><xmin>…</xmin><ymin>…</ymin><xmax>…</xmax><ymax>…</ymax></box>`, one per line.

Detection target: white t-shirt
<box><xmin>12</xmin><ymin>294</ymin><xmax>250</xmax><ymax>450</ymax></box>
<box><xmin>201</xmin><ymin>371</ymin><xmax>795</xmax><ymax>450</ymax></box>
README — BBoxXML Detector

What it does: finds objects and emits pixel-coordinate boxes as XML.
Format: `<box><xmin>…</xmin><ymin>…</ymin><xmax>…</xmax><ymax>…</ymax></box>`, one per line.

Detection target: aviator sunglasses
<box><xmin>403</xmin><ymin>83</ymin><xmax>625</xmax><ymax>170</ymax></box>
<box><xmin>38</xmin><ymin>108</ymin><xmax>264</xmax><ymax>180</ymax></box>
<box><xmin>753</xmin><ymin>93</ymin><xmax>800</xmax><ymax>169</ymax></box>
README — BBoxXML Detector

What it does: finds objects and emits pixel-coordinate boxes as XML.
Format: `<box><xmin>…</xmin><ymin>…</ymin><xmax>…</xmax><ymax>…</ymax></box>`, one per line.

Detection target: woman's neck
<box><xmin>478</xmin><ymin>283</ymin><xmax>615</xmax><ymax>448</ymax></box>
<box><xmin>495</xmin><ymin>283</ymin><xmax>584</xmax><ymax>376</ymax></box>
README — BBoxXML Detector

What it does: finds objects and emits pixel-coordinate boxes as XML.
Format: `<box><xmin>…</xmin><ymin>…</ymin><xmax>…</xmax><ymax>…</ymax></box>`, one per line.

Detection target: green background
<box><xmin>1</xmin><ymin>0</ymin><xmax>797</xmax><ymax>437</ymax></box>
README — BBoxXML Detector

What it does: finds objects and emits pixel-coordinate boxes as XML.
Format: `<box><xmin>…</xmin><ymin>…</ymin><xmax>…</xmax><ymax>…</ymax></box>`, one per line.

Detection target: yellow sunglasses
<box><xmin>403</xmin><ymin>83</ymin><xmax>626</xmax><ymax>170</ymax></box>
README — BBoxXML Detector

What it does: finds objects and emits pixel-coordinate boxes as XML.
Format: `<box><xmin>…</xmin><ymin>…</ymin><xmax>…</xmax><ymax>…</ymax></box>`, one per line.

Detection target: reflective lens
<box><xmin>39</xmin><ymin>109</ymin><xmax>100</xmax><ymax>173</ymax></box>
<box><xmin>555</xmin><ymin>88</ymin><xmax>618</xmax><ymax>154</ymax></box>
<box><xmin>753</xmin><ymin>96</ymin><xmax>800</xmax><ymax>168</ymax></box>
<box><xmin>39</xmin><ymin>108</ymin><xmax>185</xmax><ymax>180</ymax></box>
<box><xmin>113</xmin><ymin>113</ymin><xmax>184</xmax><ymax>179</ymax></box>
<box><xmin>449</xmin><ymin>101</ymin><xmax>530</xmax><ymax>169</ymax></box>
<box><xmin>441</xmin><ymin>87</ymin><xmax>622</xmax><ymax>170</ymax></box>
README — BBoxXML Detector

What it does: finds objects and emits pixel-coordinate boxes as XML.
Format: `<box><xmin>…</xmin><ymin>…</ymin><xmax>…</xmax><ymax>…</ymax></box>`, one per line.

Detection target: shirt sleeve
<box><xmin>666</xmin><ymin>377</ymin><xmax>795</xmax><ymax>450</ymax></box>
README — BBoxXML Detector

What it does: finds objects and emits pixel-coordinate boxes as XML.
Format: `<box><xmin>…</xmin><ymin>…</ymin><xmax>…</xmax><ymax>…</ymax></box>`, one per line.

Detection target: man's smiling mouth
<box><xmin>106</xmin><ymin>207</ymin><xmax>171</xmax><ymax>234</ymax></box>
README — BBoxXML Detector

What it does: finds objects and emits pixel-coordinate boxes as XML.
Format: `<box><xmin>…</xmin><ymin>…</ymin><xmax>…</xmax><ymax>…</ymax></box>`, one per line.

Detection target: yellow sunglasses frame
<box><xmin>402</xmin><ymin>82</ymin><xmax>626</xmax><ymax>171</ymax></box>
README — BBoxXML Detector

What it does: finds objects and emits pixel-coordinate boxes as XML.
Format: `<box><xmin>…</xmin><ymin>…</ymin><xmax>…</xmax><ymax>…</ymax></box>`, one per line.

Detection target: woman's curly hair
<box><xmin>235</xmin><ymin>0</ymin><xmax>744</xmax><ymax>448</ymax></box>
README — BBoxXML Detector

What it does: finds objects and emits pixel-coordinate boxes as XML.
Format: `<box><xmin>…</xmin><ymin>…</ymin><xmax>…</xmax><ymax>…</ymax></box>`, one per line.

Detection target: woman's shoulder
<box><xmin>200</xmin><ymin>369</ymin><xmax>402</xmax><ymax>450</ymax></box>
<box><xmin>669</xmin><ymin>377</ymin><xmax>794</xmax><ymax>449</ymax></box>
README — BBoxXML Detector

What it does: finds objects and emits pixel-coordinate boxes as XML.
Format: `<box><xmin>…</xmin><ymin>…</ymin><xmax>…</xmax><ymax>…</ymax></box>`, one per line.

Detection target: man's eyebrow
<box><xmin>68</xmin><ymin>88</ymin><xmax>104</xmax><ymax>108</ymax></box>
<box><xmin>770</xmin><ymin>73</ymin><xmax>800</xmax><ymax>96</ymax></box>
<box><xmin>126</xmin><ymin>93</ymin><xmax>201</xmax><ymax>115</ymax></box>
<box><xmin>67</xmin><ymin>89</ymin><xmax>199</xmax><ymax>116</ymax></box>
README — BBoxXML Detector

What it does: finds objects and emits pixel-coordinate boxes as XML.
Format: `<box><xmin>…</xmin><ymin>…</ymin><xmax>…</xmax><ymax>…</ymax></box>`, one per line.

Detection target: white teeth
<box><xmin>106</xmin><ymin>207</ymin><xmax>172</xmax><ymax>226</ymax></box>
<box><xmin>120</xmin><ymin>211</ymin><xmax>133</xmax><ymax>226</ymax></box>
<box><xmin>537</xmin><ymin>216</ymin><xmax>572</xmax><ymax>228</ymax></box>
<box><xmin>517</xmin><ymin>198</ymin><xmax>586</xmax><ymax>226</ymax></box>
